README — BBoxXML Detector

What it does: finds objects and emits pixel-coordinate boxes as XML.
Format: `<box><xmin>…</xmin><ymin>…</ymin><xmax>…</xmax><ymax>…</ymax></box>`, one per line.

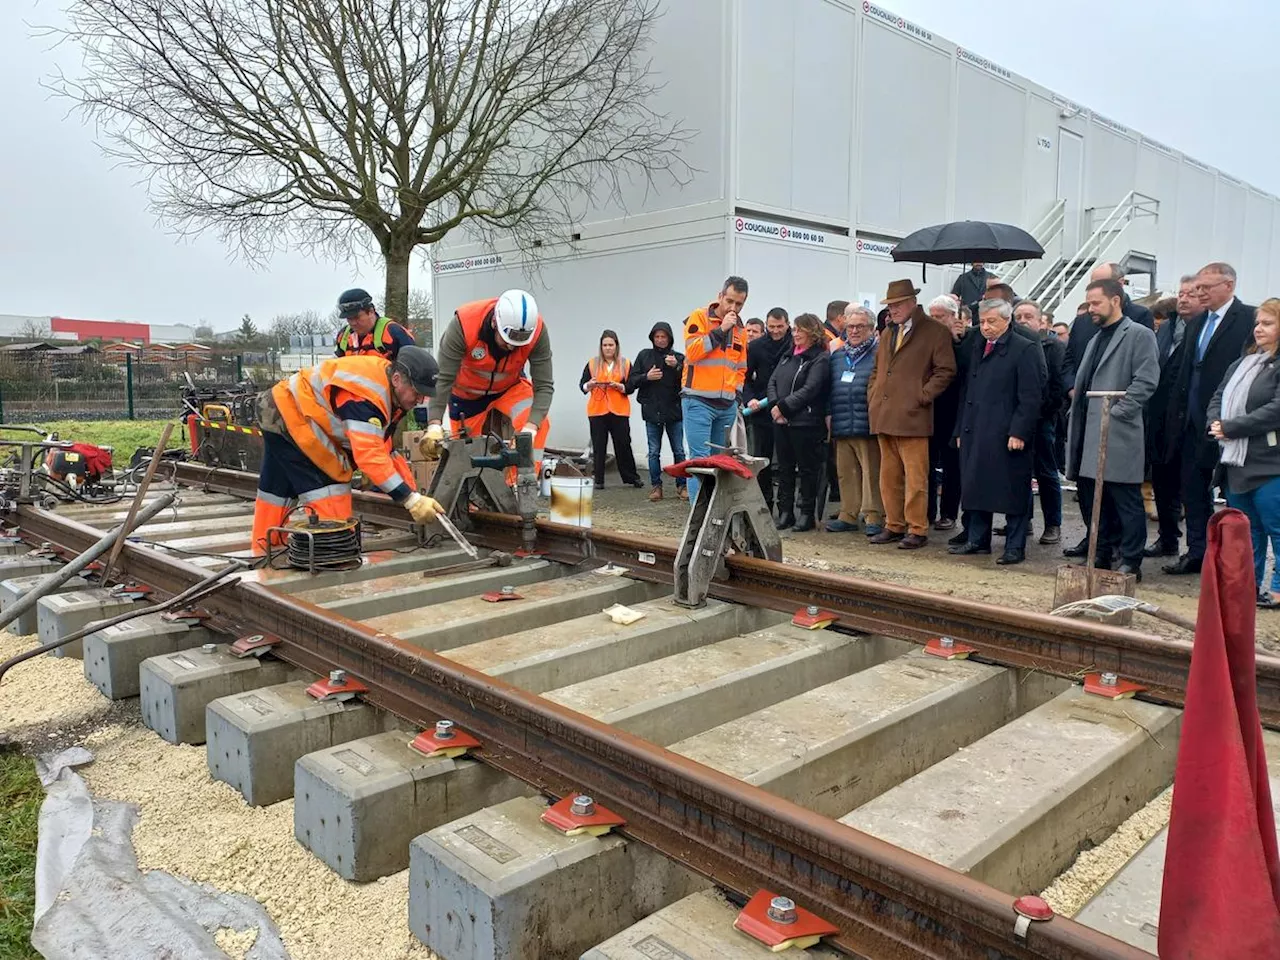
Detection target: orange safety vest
<box><xmin>452</xmin><ymin>299</ymin><xmax>544</xmax><ymax>400</ymax></box>
<box><xmin>586</xmin><ymin>357</ymin><xmax>631</xmax><ymax>417</ymax></box>
<box><xmin>336</xmin><ymin>316</ymin><xmax>408</xmax><ymax>357</ymax></box>
<box><xmin>682</xmin><ymin>305</ymin><xmax>748</xmax><ymax>402</ymax></box>
<box><xmin>270</xmin><ymin>355</ymin><xmax>412</xmax><ymax>494</ymax></box>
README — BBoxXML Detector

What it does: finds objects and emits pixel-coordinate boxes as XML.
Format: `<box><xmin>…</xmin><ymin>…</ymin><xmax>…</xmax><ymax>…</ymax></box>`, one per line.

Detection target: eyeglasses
<box><xmin>846</xmin><ymin>323</ymin><xmax>870</xmax><ymax>331</ymax></box>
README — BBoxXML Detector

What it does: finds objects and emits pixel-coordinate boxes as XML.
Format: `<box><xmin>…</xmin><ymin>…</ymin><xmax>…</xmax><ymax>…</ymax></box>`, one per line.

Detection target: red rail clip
<box><xmin>482</xmin><ymin>586</ymin><xmax>523</xmax><ymax>602</ymax></box>
<box><xmin>110</xmin><ymin>582</ymin><xmax>154</xmax><ymax>601</ymax></box>
<box><xmin>305</xmin><ymin>669</ymin><xmax>368</xmax><ymax>702</ymax></box>
<box><xmin>513</xmin><ymin>549</ymin><xmax>545</xmax><ymax>559</ymax></box>
<box><xmin>541</xmin><ymin>794</ymin><xmax>626</xmax><ymax>837</ymax></box>
<box><xmin>160</xmin><ymin>607</ymin><xmax>210</xmax><ymax>624</ymax></box>
<box><xmin>410</xmin><ymin>720</ymin><xmax>481</xmax><ymax>758</ymax></box>
<box><xmin>734</xmin><ymin>890</ymin><xmax>838</xmax><ymax>950</ymax></box>
<box><xmin>1012</xmin><ymin>895</ymin><xmax>1054</xmax><ymax>938</ymax></box>
<box><xmin>1083</xmin><ymin>671</ymin><xmax>1146</xmax><ymax>700</ymax></box>
<box><xmin>229</xmin><ymin>633</ymin><xmax>279</xmax><ymax>658</ymax></box>
<box><xmin>791</xmin><ymin>605</ymin><xmax>838</xmax><ymax>630</ymax></box>
<box><xmin>924</xmin><ymin>637</ymin><xmax>976</xmax><ymax>660</ymax></box>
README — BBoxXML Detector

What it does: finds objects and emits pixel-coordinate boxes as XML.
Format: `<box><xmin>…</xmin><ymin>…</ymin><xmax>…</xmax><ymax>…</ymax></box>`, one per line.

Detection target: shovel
<box><xmin>1053</xmin><ymin>390</ymin><xmax>1138</xmax><ymax>622</ymax></box>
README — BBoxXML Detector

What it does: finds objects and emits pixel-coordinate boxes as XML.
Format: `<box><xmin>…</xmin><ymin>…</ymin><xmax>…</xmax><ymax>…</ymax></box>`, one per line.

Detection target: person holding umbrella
<box><xmin>951</xmin><ymin>262</ymin><xmax>995</xmax><ymax>321</ymax></box>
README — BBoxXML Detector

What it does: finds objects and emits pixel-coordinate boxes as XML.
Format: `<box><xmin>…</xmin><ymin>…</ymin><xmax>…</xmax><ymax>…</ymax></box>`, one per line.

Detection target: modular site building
<box><xmin>433</xmin><ymin>0</ymin><xmax>1280</xmax><ymax>450</ymax></box>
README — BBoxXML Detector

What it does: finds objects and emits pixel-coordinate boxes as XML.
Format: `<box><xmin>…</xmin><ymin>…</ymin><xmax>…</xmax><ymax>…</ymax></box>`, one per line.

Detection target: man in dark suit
<box><xmin>1014</xmin><ymin>299</ymin><xmax>1068</xmax><ymax>544</ymax></box>
<box><xmin>949</xmin><ymin>298</ymin><xmax>1045</xmax><ymax>565</ymax></box>
<box><xmin>1143</xmin><ymin>275</ymin><xmax>1201</xmax><ymax>557</ymax></box>
<box><xmin>1160</xmin><ymin>262</ymin><xmax>1255</xmax><ymax>574</ymax></box>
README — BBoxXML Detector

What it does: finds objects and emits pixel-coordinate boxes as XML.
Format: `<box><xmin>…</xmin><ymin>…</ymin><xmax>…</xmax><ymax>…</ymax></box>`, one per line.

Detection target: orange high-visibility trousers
<box><xmin>448</xmin><ymin>378</ymin><xmax>550</xmax><ymax>477</ymax></box>
<box><xmin>252</xmin><ymin>432</ymin><xmax>355</xmax><ymax>556</ymax></box>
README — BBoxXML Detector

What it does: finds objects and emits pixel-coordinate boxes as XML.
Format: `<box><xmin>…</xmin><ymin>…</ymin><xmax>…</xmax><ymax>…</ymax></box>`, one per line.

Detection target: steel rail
<box><xmin>13</xmin><ymin>501</ymin><xmax>1148</xmax><ymax>960</ymax></box>
<box><xmin>169</xmin><ymin>461</ymin><xmax>1280</xmax><ymax>727</ymax></box>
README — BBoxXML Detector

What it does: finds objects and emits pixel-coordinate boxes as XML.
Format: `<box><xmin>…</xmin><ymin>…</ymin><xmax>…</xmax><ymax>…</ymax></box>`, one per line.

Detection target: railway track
<box><xmin>6</xmin><ymin>462</ymin><xmax>1277</xmax><ymax>960</ymax></box>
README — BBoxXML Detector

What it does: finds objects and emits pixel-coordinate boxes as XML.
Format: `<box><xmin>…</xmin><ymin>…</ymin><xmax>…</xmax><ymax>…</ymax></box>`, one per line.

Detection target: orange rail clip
<box><xmin>1083</xmin><ymin>671</ymin><xmax>1145</xmax><ymax>700</ymax></box>
<box><xmin>791</xmin><ymin>606</ymin><xmax>838</xmax><ymax>630</ymax></box>
<box><xmin>541</xmin><ymin>795</ymin><xmax>625</xmax><ymax>837</ymax></box>
<box><xmin>229</xmin><ymin>633</ymin><xmax>279</xmax><ymax>658</ymax></box>
<box><xmin>410</xmin><ymin>720</ymin><xmax>481</xmax><ymax>758</ymax></box>
<box><xmin>305</xmin><ymin>670</ymin><xmax>368</xmax><ymax>702</ymax></box>
<box><xmin>924</xmin><ymin>637</ymin><xmax>976</xmax><ymax>660</ymax></box>
<box><xmin>734</xmin><ymin>890</ymin><xmax>838</xmax><ymax>950</ymax></box>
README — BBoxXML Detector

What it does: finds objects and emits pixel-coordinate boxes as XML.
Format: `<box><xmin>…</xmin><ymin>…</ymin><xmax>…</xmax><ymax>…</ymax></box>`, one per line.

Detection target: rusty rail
<box><xmin>170</xmin><ymin>462</ymin><xmax>1280</xmax><ymax>728</ymax></box>
<box><xmin>12</xmin><ymin>499</ymin><xmax>1149</xmax><ymax>960</ymax></box>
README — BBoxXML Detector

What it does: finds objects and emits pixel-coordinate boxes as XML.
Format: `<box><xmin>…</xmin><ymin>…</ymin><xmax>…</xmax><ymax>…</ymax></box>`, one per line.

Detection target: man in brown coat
<box><xmin>868</xmin><ymin>279</ymin><xmax>957</xmax><ymax>548</ymax></box>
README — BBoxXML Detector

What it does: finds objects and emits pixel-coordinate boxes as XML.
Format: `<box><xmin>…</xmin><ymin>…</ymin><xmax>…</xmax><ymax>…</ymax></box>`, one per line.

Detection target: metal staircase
<box><xmin>1027</xmin><ymin>192</ymin><xmax>1160</xmax><ymax>314</ymax></box>
<box><xmin>994</xmin><ymin>199</ymin><xmax>1066</xmax><ymax>291</ymax></box>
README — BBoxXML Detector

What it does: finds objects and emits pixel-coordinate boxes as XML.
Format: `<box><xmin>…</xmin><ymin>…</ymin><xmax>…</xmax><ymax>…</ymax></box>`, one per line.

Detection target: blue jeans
<box><xmin>1226</xmin><ymin>476</ymin><xmax>1280</xmax><ymax>588</ymax></box>
<box><xmin>645</xmin><ymin>420</ymin><xmax>687</xmax><ymax>489</ymax></box>
<box><xmin>680</xmin><ymin>397</ymin><xmax>738</xmax><ymax>502</ymax></box>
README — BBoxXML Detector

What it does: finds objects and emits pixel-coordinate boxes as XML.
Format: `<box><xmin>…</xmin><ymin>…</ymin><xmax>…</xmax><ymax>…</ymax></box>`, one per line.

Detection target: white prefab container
<box><xmin>434</xmin><ymin>0</ymin><xmax>1280</xmax><ymax>451</ymax></box>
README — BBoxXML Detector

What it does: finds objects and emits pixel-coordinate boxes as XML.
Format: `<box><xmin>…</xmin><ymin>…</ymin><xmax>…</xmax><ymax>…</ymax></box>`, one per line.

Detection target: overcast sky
<box><xmin>1</xmin><ymin>0</ymin><xmax>1274</xmax><ymax>331</ymax></box>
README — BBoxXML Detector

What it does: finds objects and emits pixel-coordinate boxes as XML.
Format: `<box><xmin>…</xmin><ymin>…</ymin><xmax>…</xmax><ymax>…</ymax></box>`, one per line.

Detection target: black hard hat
<box><xmin>338</xmin><ymin>287</ymin><xmax>375</xmax><ymax>319</ymax></box>
<box><xmin>393</xmin><ymin>345</ymin><xmax>439</xmax><ymax>397</ymax></box>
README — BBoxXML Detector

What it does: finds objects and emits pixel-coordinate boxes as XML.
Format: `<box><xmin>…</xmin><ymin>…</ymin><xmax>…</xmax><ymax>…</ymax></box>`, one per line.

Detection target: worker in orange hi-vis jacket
<box><xmin>251</xmin><ymin>347</ymin><xmax>442</xmax><ymax>556</ymax></box>
<box><xmin>419</xmin><ymin>290</ymin><xmax>553</xmax><ymax>464</ymax></box>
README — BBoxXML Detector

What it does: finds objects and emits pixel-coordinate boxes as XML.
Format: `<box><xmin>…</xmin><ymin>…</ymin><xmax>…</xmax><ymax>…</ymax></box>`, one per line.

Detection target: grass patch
<box><xmin>10</xmin><ymin>420</ymin><xmax>181</xmax><ymax>462</ymax></box>
<box><xmin>0</xmin><ymin>747</ymin><xmax>42</xmax><ymax>960</ymax></box>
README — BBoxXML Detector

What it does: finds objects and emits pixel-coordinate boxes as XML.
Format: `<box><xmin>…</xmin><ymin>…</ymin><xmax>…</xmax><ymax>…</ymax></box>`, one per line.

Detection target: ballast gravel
<box><xmin>1040</xmin><ymin>786</ymin><xmax>1173</xmax><ymax>917</ymax></box>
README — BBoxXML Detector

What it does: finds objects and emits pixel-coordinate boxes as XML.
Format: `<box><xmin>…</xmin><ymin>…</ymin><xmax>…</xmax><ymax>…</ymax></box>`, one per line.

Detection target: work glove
<box><xmin>404</xmin><ymin>491</ymin><xmax>443</xmax><ymax>524</ymax></box>
<box><xmin>420</xmin><ymin>423</ymin><xmax>445</xmax><ymax>461</ymax></box>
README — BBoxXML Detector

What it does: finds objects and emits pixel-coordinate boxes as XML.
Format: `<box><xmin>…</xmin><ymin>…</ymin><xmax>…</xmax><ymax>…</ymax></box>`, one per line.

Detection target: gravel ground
<box><xmin>0</xmin><ymin>629</ymin><xmax>435</xmax><ymax>960</ymax></box>
<box><xmin>1040</xmin><ymin>787</ymin><xmax>1173</xmax><ymax>917</ymax></box>
<box><xmin>590</xmin><ymin>474</ymin><xmax>1280</xmax><ymax>652</ymax></box>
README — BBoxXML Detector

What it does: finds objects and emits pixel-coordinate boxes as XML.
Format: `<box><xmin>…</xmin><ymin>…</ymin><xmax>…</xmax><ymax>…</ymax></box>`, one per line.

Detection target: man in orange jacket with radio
<box><xmin>420</xmin><ymin>290</ymin><xmax>553</xmax><ymax>462</ymax></box>
<box><xmin>251</xmin><ymin>346</ymin><xmax>442</xmax><ymax>555</ymax></box>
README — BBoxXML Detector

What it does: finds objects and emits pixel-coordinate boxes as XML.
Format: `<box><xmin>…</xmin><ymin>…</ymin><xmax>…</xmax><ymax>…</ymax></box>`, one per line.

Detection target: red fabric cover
<box><xmin>66</xmin><ymin>443</ymin><xmax>113</xmax><ymax>479</ymax></box>
<box><xmin>663</xmin><ymin>455</ymin><xmax>754</xmax><ymax>480</ymax></box>
<box><xmin>1159</xmin><ymin>509</ymin><xmax>1280</xmax><ymax>958</ymax></box>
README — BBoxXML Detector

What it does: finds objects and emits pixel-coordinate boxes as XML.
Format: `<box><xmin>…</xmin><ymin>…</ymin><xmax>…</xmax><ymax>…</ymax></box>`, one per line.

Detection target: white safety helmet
<box><xmin>494</xmin><ymin>289</ymin><xmax>540</xmax><ymax>347</ymax></box>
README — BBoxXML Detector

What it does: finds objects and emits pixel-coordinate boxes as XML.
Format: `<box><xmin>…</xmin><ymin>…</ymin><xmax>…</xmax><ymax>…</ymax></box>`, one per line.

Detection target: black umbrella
<box><xmin>891</xmin><ymin>220</ymin><xmax>1044</xmax><ymax>266</ymax></box>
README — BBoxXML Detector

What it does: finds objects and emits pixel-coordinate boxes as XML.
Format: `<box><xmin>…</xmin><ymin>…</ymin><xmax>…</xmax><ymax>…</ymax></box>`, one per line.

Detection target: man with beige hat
<box><xmin>867</xmin><ymin>278</ymin><xmax>957</xmax><ymax>548</ymax></box>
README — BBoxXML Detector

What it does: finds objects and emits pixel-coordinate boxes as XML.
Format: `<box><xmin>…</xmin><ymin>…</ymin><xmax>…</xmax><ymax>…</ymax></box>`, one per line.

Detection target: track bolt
<box><xmin>806</xmin><ymin>605</ymin><xmax>819</xmax><ymax>616</ymax></box>
<box><xmin>201</xmin><ymin>643</ymin><xmax>217</xmax><ymax>654</ymax></box>
<box><xmin>247</xmin><ymin>634</ymin><xmax>264</xmax><ymax>644</ymax></box>
<box><xmin>767</xmin><ymin>897</ymin><xmax>798</xmax><ymax>924</ymax></box>
<box><xmin>329</xmin><ymin>669</ymin><xmax>347</xmax><ymax>685</ymax></box>
<box><xmin>435</xmin><ymin>720</ymin><xmax>455</xmax><ymax>740</ymax></box>
<box><xmin>500</xmin><ymin>585</ymin><xmax>515</xmax><ymax>596</ymax></box>
<box><xmin>939</xmin><ymin>636</ymin><xmax>955</xmax><ymax>649</ymax></box>
<box><xmin>570</xmin><ymin>795</ymin><xmax>595</xmax><ymax>817</ymax></box>
<box><xmin>1100</xmin><ymin>671</ymin><xmax>1118</xmax><ymax>686</ymax></box>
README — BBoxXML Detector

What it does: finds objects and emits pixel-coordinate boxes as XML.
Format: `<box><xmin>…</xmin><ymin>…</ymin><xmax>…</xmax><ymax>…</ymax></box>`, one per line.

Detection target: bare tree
<box><xmin>405</xmin><ymin>288</ymin><xmax>434</xmax><ymax>348</ymax></box>
<box><xmin>16</xmin><ymin>317</ymin><xmax>52</xmax><ymax>341</ymax></box>
<box><xmin>50</xmin><ymin>0</ymin><xmax>691</xmax><ymax>322</ymax></box>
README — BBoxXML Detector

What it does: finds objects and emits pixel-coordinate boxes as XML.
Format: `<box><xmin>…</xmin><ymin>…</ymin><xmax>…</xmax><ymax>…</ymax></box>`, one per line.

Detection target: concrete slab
<box><xmin>365</xmin><ymin>570</ymin><xmax>665</xmax><ymax>652</ymax></box>
<box><xmin>139</xmin><ymin>645</ymin><xmax>306</xmax><ymax>745</ymax></box>
<box><xmin>582</xmin><ymin>889</ymin><xmax>843</xmax><ymax>959</ymax></box>
<box><xmin>294</xmin><ymin>731</ymin><xmax>532</xmax><ymax>880</ymax></box>
<box><xmin>126</xmin><ymin>517</ymin><xmax>254</xmax><ymax>542</ymax></box>
<box><xmin>1074</xmin><ymin>730</ymin><xmax>1280</xmax><ymax>953</ymax></box>
<box><xmin>446</xmin><ymin>597</ymin><xmax>776</xmax><ymax>694</ymax></box>
<box><xmin>67</xmin><ymin>494</ymin><xmax>240</xmax><ymax>522</ymax></box>
<box><xmin>0</xmin><ymin>554</ymin><xmax>61</xmax><ymax>583</ymax></box>
<box><xmin>0</xmin><ymin>539</ymin><xmax>26</xmax><ymax>557</ymax></box>
<box><xmin>841</xmin><ymin>686</ymin><xmax>1182</xmax><ymax>895</ymax></box>
<box><xmin>298</xmin><ymin>559</ymin><xmax>563</xmax><ymax>619</ymax></box>
<box><xmin>672</xmin><ymin>652</ymin><xmax>1063</xmax><ymax>818</ymax></box>
<box><xmin>82</xmin><ymin>612</ymin><xmax>213</xmax><ymax>699</ymax></box>
<box><xmin>36</xmin><ymin>588</ymin><xmax>148</xmax><ymax>660</ymax></box>
<box><xmin>82</xmin><ymin>501</ymin><xmax>253</xmax><ymax>527</ymax></box>
<box><xmin>0</xmin><ymin>573</ymin><xmax>90</xmax><ymax>636</ymax></box>
<box><xmin>543</xmin><ymin>626</ymin><xmax>899</xmax><ymax>746</ymax></box>
<box><xmin>243</xmin><ymin>546</ymin><xmax>467</xmax><ymax>594</ymax></box>
<box><xmin>149</xmin><ymin>531</ymin><xmax>252</xmax><ymax>554</ymax></box>
<box><xmin>408</xmin><ymin>796</ymin><xmax>705</xmax><ymax>960</ymax></box>
<box><xmin>206</xmin><ymin>680</ymin><xmax>391</xmax><ymax>806</ymax></box>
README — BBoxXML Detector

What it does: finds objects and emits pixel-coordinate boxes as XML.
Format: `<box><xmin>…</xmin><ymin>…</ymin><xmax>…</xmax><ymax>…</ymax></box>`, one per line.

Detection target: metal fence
<box><xmin>0</xmin><ymin>352</ymin><xmax>246</xmax><ymax>422</ymax></box>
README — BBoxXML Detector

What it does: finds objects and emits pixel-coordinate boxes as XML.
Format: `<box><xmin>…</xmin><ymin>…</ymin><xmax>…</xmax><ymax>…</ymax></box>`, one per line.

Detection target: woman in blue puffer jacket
<box><xmin>825</xmin><ymin>305</ymin><xmax>883</xmax><ymax>535</ymax></box>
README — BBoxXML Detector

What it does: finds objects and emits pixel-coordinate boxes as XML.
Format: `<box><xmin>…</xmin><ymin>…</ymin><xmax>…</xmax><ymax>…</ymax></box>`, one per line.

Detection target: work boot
<box><xmin>775</xmin><ymin>511</ymin><xmax>795</xmax><ymax>531</ymax></box>
<box><xmin>793</xmin><ymin>514</ymin><xmax>815</xmax><ymax>533</ymax></box>
<box><xmin>1038</xmin><ymin>525</ymin><xmax>1061</xmax><ymax>545</ymax></box>
<box><xmin>648</xmin><ymin>486</ymin><xmax>663</xmax><ymax>502</ymax></box>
